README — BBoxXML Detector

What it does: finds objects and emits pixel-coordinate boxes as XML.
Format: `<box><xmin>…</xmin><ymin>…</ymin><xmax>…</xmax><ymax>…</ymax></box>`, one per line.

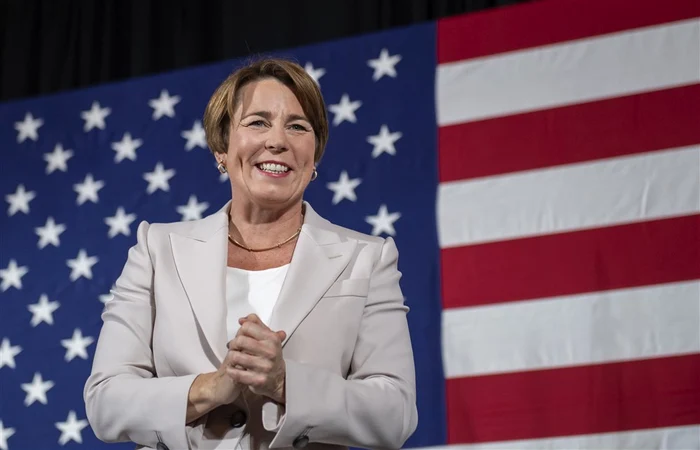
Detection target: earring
<box><xmin>217</xmin><ymin>161</ymin><xmax>227</xmax><ymax>174</ymax></box>
<box><xmin>311</xmin><ymin>168</ymin><xmax>318</xmax><ymax>181</ymax></box>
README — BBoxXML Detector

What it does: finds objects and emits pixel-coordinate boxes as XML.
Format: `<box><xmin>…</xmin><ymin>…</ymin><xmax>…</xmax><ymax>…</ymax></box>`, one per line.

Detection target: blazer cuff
<box><xmin>262</xmin><ymin>401</ymin><xmax>286</xmax><ymax>432</ymax></box>
<box><xmin>156</xmin><ymin>374</ymin><xmax>199</xmax><ymax>449</ymax></box>
<box><xmin>133</xmin><ymin>374</ymin><xmax>199</xmax><ymax>450</ymax></box>
<box><xmin>87</xmin><ymin>373</ymin><xmax>199</xmax><ymax>450</ymax></box>
<box><xmin>267</xmin><ymin>359</ymin><xmax>345</xmax><ymax>448</ymax></box>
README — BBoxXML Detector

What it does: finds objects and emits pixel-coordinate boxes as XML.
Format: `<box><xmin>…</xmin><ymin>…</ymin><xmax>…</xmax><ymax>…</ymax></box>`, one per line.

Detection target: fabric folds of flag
<box><xmin>435</xmin><ymin>0</ymin><xmax>700</xmax><ymax>448</ymax></box>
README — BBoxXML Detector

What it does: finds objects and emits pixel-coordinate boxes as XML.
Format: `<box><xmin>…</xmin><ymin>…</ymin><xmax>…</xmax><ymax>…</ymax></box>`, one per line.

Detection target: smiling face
<box><xmin>219</xmin><ymin>78</ymin><xmax>317</xmax><ymax>210</ymax></box>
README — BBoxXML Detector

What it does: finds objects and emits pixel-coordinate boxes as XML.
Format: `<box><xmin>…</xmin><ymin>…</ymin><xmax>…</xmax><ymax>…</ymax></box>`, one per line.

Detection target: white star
<box><xmin>66</xmin><ymin>249</ymin><xmax>98</xmax><ymax>282</ymax></box>
<box><xmin>105</xmin><ymin>207</ymin><xmax>136</xmax><ymax>238</ymax></box>
<box><xmin>326</xmin><ymin>171</ymin><xmax>362</xmax><ymax>205</ymax></box>
<box><xmin>80</xmin><ymin>101</ymin><xmax>111</xmax><ymax>132</ymax></box>
<box><xmin>35</xmin><ymin>217</ymin><xmax>66</xmax><ymax>249</ymax></box>
<box><xmin>367</xmin><ymin>124</ymin><xmax>402</xmax><ymax>158</ymax></box>
<box><xmin>304</xmin><ymin>62</ymin><xmax>326</xmax><ymax>85</ymax></box>
<box><xmin>43</xmin><ymin>143</ymin><xmax>74</xmax><ymax>174</ymax></box>
<box><xmin>28</xmin><ymin>294</ymin><xmax>60</xmax><ymax>327</ymax></box>
<box><xmin>365</xmin><ymin>204</ymin><xmax>401</xmax><ymax>236</ymax></box>
<box><xmin>0</xmin><ymin>420</ymin><xmax>16</xmax><ymax>450</ymax></box>
<box><xmin>21</xmin><ymin>372</ymin><xmax>54</xmax><ymax>406</ymax></box>
<box><xmin>367</xmin><ymin>48</ymin><xmax>402</xmax><ymax>81</ymax></box>
<box><xmin>0</xmin><ymin>338</ymin><xmax>21</xmax><ymax>369</ymax></box>
<box><xmin>0</xmin><ymin>260</ymin><xmax>28</xmax><ymax>292</ymax></box>
<box><xmin>5</xmin><ymin>184</ymin><xmax>36</xmax><ymax>216</ymax></box>
<box><xmin>111</xmin><ymin>132</ymin><xmax>143</xmax><ymax>163</ymax></box>
<box><xmin>14</xmin><ymin>112</ymin><xmax>44</xmax><ymax>143</ymax></box>
<box><xmin>144</xmin><ymin>162</ymin><xmax>176</xmax><ymax>194</ymax></box>
<box><xmin>181</xmin><ymin>120</ymin><xmax>207</xmax><ymax>151</ymax></box>
<box><xmin>149</xmin><ymin>89</ymin><xmax>181</xmax><ymax>120</ymax></box>
<box><xmin>73</xmin><ymin>173</ymin><xmax>105</xmax><ymax>205</ymax></box>
<box><xmin>55</xmin><ymin>410</ymin><xmax>89</xmax><ymax>445</ymax></box>
<box><xmin>328</xmin><ymin>94</ymin><xmax>362</xmax><ymax>126</ymax></box>
<box><xmin>61</xmin><ymin>329</ymin><xmax>94</xmax><ymax>362</ymax></box>
<box><xmin>176</xmin><ymin>195</ymin><xmax>209</xmax><ymax>221</ymax></box>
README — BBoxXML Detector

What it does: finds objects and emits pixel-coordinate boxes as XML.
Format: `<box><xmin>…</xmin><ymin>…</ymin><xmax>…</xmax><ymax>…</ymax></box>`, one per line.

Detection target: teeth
<box><xmin>258</xmin><ymin>163</ymin><xmax>289</xmax><ymax>173</ymax></box>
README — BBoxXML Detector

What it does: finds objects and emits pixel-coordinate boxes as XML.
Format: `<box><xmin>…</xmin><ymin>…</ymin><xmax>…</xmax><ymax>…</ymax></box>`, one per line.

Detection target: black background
<box><xmin>0</xmin><ymin>0</ymin><xmax>529</xmax><ymax>102</ymax></box>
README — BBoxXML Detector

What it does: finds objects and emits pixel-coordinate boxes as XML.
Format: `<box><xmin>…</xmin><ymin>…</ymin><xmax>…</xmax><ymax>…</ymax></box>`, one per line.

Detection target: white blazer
<box><xmin>84</xmin><ymin>201</ymin><xmax>418</xmax><ymax>450</ymax></box>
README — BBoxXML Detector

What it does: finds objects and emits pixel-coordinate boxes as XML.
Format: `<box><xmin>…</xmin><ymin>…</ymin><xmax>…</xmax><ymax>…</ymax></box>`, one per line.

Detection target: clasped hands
<box><xmin>223</xmin><ymin>313</ymin><xmax>287</xmax><ymax>404</ymax></box>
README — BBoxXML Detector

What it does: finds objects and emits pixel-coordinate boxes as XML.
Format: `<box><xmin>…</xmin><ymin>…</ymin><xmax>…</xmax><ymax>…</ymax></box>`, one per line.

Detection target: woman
<box><xmin>84</xmin><ymin>58</ymin><xmax>418</xmax><ymax>450</ymax></box>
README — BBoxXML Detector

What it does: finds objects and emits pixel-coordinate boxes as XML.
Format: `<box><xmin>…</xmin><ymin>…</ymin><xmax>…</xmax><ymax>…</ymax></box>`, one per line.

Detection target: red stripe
<box><xmin>441</xmin><ymin>215</ymin><xmax>700</xmax><ymax>309</ymax></box>
<box><xmin>438</xmin><ymin>84</ymin><xmax>700</xmax><ymax>183</ymax></box>
<box><xmin>446</xmin><ymin>354</ymin><xmax>700</xmax><ymax>444</ymax></box>
<box><xmin>437</xmin><ymin>0</ymin><xmax>700</xmax><ymax>64</ymax></box>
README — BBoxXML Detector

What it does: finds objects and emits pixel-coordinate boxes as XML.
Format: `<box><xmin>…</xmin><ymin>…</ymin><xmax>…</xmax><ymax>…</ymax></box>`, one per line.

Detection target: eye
<box><xmin>248</xmin><ymin>120</ymin><xmax>266</xmax><ymax>127</ymax></box>
<box><xmin>290</xmin><ymin>123</ymin><xmax>310</xmax><ymax>132</ymax></box>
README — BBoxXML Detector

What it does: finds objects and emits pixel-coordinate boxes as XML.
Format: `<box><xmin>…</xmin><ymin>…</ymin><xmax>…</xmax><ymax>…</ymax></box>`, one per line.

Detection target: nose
<box><xmin>264</xmin><ymin>123</ymin><xmax>288</xmax><ymax>152</ymax></box>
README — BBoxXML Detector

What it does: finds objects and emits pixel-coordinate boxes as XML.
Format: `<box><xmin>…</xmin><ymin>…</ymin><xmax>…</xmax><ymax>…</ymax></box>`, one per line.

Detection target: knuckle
<box><xmin>234</xmin><ymin>336</ymin><xmax>248</xmax><ymax>350</ymax></box>
<box><xmin>261</xmin><ymin>341</ymin><xmax>274</xmax><ymax>354</ymax></box>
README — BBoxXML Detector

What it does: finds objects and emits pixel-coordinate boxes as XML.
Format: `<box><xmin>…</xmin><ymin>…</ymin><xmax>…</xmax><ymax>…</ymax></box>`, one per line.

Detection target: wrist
<box><xmin>270</xmin><ymin>379</ymin><xmax>286</xmax><ymax>405</ymax></box>
<box><xmin>190</xmin><ymin>373</ymin><xmax>215</xmax><ymax>407</ymax></box>
<box><xmin>202</xmin><ymin>372</ymin><xmax>223</xmax><ymax>406</ymax></box>
<box><xmin>187</xmin><ymin>373</ymin><xmax>221</xmax><ymax>424</ymax></box>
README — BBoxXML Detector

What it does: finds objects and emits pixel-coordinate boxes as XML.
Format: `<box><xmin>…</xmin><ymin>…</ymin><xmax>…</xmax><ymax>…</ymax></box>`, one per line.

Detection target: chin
<box><xmin>250</xmin><ymin>188</ymin><xmax>298</xmax><ymax>207</ymax></box>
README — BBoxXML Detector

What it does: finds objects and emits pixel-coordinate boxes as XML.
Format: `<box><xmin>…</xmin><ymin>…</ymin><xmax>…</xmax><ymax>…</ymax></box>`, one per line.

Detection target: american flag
<box><xmin>1</xmin><ymin>0</ymin><xmax>699</xmax><ymax>449</ymax></box>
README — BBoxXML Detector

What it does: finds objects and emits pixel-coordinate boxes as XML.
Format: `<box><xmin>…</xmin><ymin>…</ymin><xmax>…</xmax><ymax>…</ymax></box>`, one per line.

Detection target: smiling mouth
<box><xmin>256</xmin><ymin>162</ymin><xmax>291</xmax><ymax>175</ymax></box>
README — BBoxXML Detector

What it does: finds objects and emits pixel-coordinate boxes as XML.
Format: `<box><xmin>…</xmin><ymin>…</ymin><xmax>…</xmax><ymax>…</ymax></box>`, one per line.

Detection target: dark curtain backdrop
<box><xmin>0</xmin><ymin>0</ymin><xmax>529</xmax><ymax>103</ymax></box>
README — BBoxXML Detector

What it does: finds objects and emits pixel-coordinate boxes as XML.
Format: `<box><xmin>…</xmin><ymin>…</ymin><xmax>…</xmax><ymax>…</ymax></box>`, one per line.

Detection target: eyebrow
<box><xmin>245</xmin><ymin>111</ymin><xmax>310</xmax><ymax>122</ymax></box>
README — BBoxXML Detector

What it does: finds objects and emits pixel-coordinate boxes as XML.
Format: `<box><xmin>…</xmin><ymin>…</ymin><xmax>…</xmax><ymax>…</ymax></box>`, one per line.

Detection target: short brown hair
<box><xmin>203</xmin><ymin>57</ymin><xmax>329</xmax><ymax>164</ymax></box>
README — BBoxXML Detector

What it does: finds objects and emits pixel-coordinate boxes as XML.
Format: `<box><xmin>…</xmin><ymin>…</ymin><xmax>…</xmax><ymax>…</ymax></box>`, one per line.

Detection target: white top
<box><xmin>225</xmin><ymin>264</ymin><xmax>290</xmax><ymax>340</ymax></box>
<box><xmin>207</xmin><ymin>264</ymin><xmax>290</xmax><ymax>450</ymax></box>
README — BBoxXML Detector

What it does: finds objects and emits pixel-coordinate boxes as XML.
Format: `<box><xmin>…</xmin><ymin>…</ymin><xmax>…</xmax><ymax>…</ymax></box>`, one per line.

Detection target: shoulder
<box><xmin>332</xmin><ymin>221</ymin><xmax>399</xmax><ymax>268</ymax></box>
<box><xmin>304</xmin><ymin>202</ymin><xmax>398</xmax><ymax>263</ymax></box>
<box><xmin>304</xmin><ymin>202</ymin><xmax>385</xmax><ymax>246</ymax></box>
<box><xmin>324</xmin><ymin>220</ymin><xmax>385</xmax><ymax>246</ymax></box>
<box><xmin>131</xmin><ymin>202</ymin><xmax>229</xmax><ymax>248</ymax></box>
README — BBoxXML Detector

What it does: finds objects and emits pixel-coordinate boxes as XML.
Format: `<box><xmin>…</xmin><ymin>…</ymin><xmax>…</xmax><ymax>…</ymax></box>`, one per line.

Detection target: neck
<box><xmin>228</xmin><ymin>198</ymin><xmax>304</xmax><ymax>250</ymax></box>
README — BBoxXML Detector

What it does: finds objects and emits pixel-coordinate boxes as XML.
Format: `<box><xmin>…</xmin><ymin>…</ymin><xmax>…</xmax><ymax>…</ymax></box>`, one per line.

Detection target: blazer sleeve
<box><xmin>83</xmin><ymin>221</ymin><xmax>198</xmax><ymax>450</ymax></box>
<box><xmin>265</xmin><ymin>236</ymin><xmax>419</xmax><ymax>450</ymax></box>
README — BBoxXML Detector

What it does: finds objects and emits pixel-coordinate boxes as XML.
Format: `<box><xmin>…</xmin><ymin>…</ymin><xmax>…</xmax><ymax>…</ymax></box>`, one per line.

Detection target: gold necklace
<box><xmin>227</xmin><ymin>210</ymin><xmax>304</xmax><ymax>252</ymax></box>
<box><xmin>228</xmin><ymin>226</ymin><xmax>302</xmax><ymax>252</ymax></box>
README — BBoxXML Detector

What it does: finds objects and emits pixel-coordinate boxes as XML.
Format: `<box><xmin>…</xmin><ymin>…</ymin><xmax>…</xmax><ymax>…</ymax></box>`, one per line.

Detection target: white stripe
<box><xmin>437</xmin><ymin>145</ymin><xmax>700</xmax><ymax>248</ymax></box>
<box><xmin>409</xmin><ymin>425</ymin><xmax>700</xmax><ymax>450</ymax></box>
<box><xmin>442</xmin><ymin>281</ymin><xmax>700</xmax><ymax>378</ymax></box>
<box><xmin>436</xmin><ymin>19</ymin><xmax>700</xmax><ymax>126</ymax></box>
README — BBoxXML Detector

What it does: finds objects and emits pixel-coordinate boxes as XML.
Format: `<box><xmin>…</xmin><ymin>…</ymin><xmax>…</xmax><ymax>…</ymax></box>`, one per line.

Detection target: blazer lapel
<box><xmin>170</xmin><ymin>203</ymin><xmax>230</xmax><ymax>366</ymax></box>
<box><xmin>168</xmin><ymin>201</ymin><xmax>356</xmax><ymax>363</ymax></box>
<box><xmin>268</xmin><ymin>202</ymin><xmax>357</xmax><ymax>346</ymax></box>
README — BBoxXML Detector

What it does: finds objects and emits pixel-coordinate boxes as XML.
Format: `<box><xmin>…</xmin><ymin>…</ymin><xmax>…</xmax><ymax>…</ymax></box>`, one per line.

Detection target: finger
<box><xmin>229</xmin><ymin>350</ymin><xmax>273</xmax><ymax>373</ymax></box>
<box><xmin>237</xmin><ymin>320</ymin><xmax>277</xmax><ymax>341</ymax></box>
<box><xmin>233</xmin><ymin>335</ymin><xmax>281</xmax><ymax>361</ymax></box>
<box><xmin>276</xmin><ymin>330</ymin><xmax>286</xmax><ymax>341</ymax></box>
<box><xmin>230</xmin><ymin>335</ymin><xmax>260</xmax><ymax>353</ymax></box>
<box><xmin>227</xmin><ymin>367</ymin><xmax>266</xmax><ymax>388</ymax></box>
<box><xmin>230</xmin><ymin>334</ymin><xmax>277</xmax><ymax>358</ymax></box>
